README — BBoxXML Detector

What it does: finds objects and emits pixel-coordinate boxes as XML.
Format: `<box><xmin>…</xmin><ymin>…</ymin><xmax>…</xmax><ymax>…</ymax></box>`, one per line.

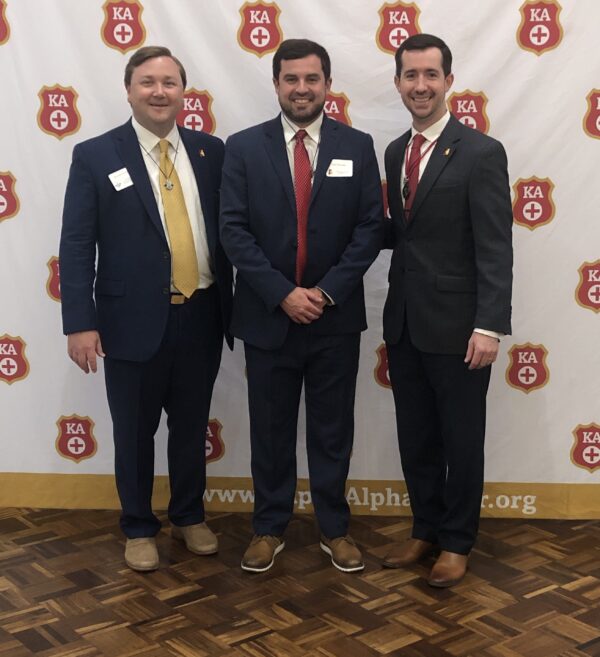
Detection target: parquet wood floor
<box><xmin>0</xmin><ymin>509</ymin><xmax>599</xmax><ymax>656</ymax></box>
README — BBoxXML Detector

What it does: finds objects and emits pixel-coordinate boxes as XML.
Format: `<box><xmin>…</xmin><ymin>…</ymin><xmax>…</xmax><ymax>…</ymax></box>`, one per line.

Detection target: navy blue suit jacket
<box><xmin>219</xmin><ymin>115</ymin><xmax>383</xmax><ymax>350</ymax></box>
<box><xmin>383</xmin><ymin>115</ymin><xmax>513</xmax><ymax>354</ymax></box>
<box><xmin>60</xmin><ymin>120</ymin><xmax>233</xmax><ymax>361</ymax></box>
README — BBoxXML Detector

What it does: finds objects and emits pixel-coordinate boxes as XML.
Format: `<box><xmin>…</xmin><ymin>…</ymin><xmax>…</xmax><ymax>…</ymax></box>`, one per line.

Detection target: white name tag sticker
<box><xmin>326</xmin><ymin>159</ymin><xmax>353</xmax><ymax>177</ymax></box>
<box><xmin>108</xmin><ymin>168</ymin><xmax>133</xmax><ymax>191</ymax></box>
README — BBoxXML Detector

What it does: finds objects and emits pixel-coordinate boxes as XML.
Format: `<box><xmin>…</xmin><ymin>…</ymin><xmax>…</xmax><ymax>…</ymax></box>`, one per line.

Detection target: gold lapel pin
<box><xmin>444</xmin><ymin>148</ymin><xmax>451</xmax><ymax>156</ymax></box>
<box><xmin>199</xmin><ymin>149</ymin><xmax>205</xmax><ymax>157</ymax></box>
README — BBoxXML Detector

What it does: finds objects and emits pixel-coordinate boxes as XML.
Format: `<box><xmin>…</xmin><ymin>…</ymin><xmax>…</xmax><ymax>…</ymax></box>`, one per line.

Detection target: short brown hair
<box><xmin>124</xmin><ymin>46</ymin><xmax>187</xmax><ymax>88</ymax></box>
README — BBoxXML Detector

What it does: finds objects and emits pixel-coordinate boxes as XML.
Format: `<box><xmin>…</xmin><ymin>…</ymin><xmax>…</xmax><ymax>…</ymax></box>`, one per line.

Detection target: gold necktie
<box><xmin>158</xmin><ymin>139</ymin><xmax>199</xmax><ymax>298</ymax></box>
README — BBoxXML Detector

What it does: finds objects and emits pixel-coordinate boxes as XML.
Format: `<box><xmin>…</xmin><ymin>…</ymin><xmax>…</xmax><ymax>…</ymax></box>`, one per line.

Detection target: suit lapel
<box><xmin>310</xmin><ymin>115</ymin><xmax>341</xmax><ymax>204</ymax></box>
<box><xmin>409</xmin><ymin>116</ymin><xmax>462</xmax><ymax>222</ymax></box>
<box><xmin>389</xmin><ymin>131</ymin><xmax>411</xmax><ymax>230</ymax></box>
<box><xmin>180</xmin><ymin>127</ymin><xmax>217</xmax><ymax>254</ymax></box>
<box><xmin>114</xmin><ymin>120</ymin><xmax>165</xmax><ymax>241</ymax></box>
<box><xmin>263</xmin><ymin>116</ymin><xmax>296</xmax><ymax>213</ymax></box>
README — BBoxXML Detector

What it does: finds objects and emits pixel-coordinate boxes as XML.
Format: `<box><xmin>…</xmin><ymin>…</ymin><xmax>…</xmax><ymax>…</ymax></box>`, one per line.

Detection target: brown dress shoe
<box><xmin>382</xmin><ymin>538</ymin><xmax>435</xmax><ymax>568</ymax></box>
<box><xmin>320</xmin><ymin>535</ymin><xmax>364</xmax><ymax>572</ymax></box>
<box><xmin>125</xmin><ymin>538</ymin><xmax>159</xmax><ymax>572</ymax></box>
<box><xmin>241</xmin><ymin>535</ymin><xmax>284</xmax><ymax>573</ymax></box>
<box><xmin>171</xmin><ymin>522</ymin><xmax>218</xmax><ymax>555</ymax></box>
<box><xmin>428</xmin><ymin>551</ymin><xmax>468</xmax><ymax>588</ymax></box>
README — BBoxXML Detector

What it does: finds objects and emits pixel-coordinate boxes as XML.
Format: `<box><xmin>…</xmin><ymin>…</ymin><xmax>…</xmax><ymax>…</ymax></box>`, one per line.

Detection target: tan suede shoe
<box><xmin>125</xmin><ymin>537</ymin><xmax>159</xmax><ymax>572</ymax></box>
<box><xmin>320</xmin><ymin>535</ymin><xmax>364</xmax><ymax>572</ymax></box>
<box><xmin>171</xmin><ymin>522</ymin><xmax>218</xmax><ymax>555</ymax></box>
<box><xmin>241</xmin><ymin>535</ymin><xmax>285</xmax><ymax>572</ymax></box>
<box><xmin>428</xmin><ymin>551</ymin><xmax>468</xmax><ymax>587</ymax></box>
<box><xmin>382</xmin><ymin>538</ymin><xmax>436</xmax><ymax>568</ymax></box>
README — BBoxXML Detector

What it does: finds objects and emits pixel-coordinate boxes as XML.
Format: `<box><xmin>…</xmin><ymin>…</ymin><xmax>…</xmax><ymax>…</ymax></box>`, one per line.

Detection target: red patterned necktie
<box><xmin>294</xmin><ymin>129</ymin><xmax>311</xmax><ymax>285</ymax></box>
<box><xmin>403</xmin><ymin>133</ymin><xmax>426</xmax><ymax>221</ymax></box>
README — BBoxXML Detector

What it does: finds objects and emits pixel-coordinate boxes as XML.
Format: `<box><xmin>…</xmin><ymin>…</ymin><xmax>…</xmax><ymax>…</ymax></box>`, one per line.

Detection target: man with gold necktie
<box><xmin>220</xmin><ymin>39</ymin><xmax>382</xmax><ymax>574</ymax></box>
<box><xmin>59</xmin><ymin>46</ymin><xmax>232</xmax><ymax>572</ymax></box>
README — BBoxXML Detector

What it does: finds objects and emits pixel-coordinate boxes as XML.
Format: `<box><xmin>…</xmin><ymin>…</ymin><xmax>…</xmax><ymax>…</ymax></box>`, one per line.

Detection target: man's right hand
<box><xmin>67</xmin><ymin>330</ymin><xmax>105</xmax><ymax>373</ymax></box>
<box><xmin>281</xmin><ymin>287</ymin><xmax>325</xmax><ymax>324</ymax></box>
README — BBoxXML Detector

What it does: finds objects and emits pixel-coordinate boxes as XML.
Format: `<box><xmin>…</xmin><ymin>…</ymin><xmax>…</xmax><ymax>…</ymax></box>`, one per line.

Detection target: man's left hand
<box><xmin>464</xmin><ymin>332</ymin><xmax>499</xmax><ymax>370</ymax></box>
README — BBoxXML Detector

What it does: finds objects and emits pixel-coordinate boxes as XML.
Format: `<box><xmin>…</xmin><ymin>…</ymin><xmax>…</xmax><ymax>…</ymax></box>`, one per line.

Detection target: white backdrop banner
<box><xmin>1</xmin><ymin>0</ymin><xmax>599</xmax><ymax>518</ymax></box>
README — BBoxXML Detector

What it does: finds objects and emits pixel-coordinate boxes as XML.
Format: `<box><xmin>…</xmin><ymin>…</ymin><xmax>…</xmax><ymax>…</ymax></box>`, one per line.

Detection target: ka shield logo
<box><xmin>583</xmin><ymin>90</ymin><xmax>600</xmax><ymax>140</ymax></box>
<box><xmin>448</xmin><ymin>91</ymin><xmax>490</xmax><ymax>134</ymax></box>
<box><xmin>571</xmin><ymin>424</ymin><xmax>600</xmax><ymax>473</ymax></box>
<box><xmin>177</xmin><ymin>89</ymin><xmax>216</xmax><ymax>135</ymax></box>
<box><xmin>0</xmin><ymin>335</ymin><xmax>30</xmax><ymax>384</ymax></box>
<box><xmin>206</xmin><ymin>419</ymin><xmax>225</xmax><ymax>463</ymax></box>
<box><xmin>37</xmin><ymin>85</ymin><xmax>81</xmax><ymax>139</ymax></box>
<box><xmin>0</xmin><ymin>0</ymin><xmax>10</xmax><ymax>45</ymax></box>
<box><xmin>505</xmin><ymin>343</ymin><xmax>549</xmax><ymax>393</ymax></box>
<box><xmin>575</xmin><ymin>260</ymin><xmax>600</xmax><ymax>313</ymax></box>
<box><xmin>46</xmin><ymin>256</ymin><xmax>61</xmax><ymax>302</ymax></box>
<box><xmin>237</xmin><ymin>1</ymin><xmax>282</xmax><ymax>58</ymax></box>
<box><xmin>376</xmin><ymin>2</ymin><xmax>421</xmax><ymax>55</ymax></box>
<box><xmin>56</xmin><ymin>415</ymin><xmax>97</xmax><ymax>463</ymax></box>
<box><xmin>512</xmin><ymin>177</ymin><xmax>555</xmax><ymax>230</ymax></box>
<box><xmin>374</xmin><ymin>344</ymin><xmax>392</xmax><ymax>389</ymax></box>
<box><xmin>517</xmin><ymin>0</ymin><xmax>563</xmax><ymax>55</ymax></box>
<box><xmin>101</xmin><ymin>0</ymin><xmax>146</xmax><ymax>53</ymax></box>
<box><xmin>324</xmin><ymin>92</ymin><xmax>351</xmax><ymax>126</ymax></box>
<box><xmin>0</xmin><ymin>172</ymin><xmax>20</xmax><ymax>223</ymax></box>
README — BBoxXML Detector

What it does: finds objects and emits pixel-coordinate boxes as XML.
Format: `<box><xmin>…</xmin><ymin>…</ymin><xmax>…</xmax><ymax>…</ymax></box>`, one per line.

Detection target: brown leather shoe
<box><xmin>320</xmin><ymin>535</ymin><xmax>364</xmax><ymax>572</ymax></box>
<box><xmin>171</xmin><ymin>522</ymin><xmax>218</xmax><ymax>555</ymax></box>
<box><xmin>382</xmin><ymin>538</ymin><xmax>435</xmax><ymax>568</ymax></box>
<box><xmin>241</xmin><ymin>535</ymin><xmax>284</xmax><ymax>573</ymax></box>
<box><xmin>428</xmin><ymin>551</ymin><xmax>468</xmax><ymax>587</ymax></box>
<box><xmin>125</xmin><ymin>538</ymin><xmax>159</xmax><ymax>572</ymax></box>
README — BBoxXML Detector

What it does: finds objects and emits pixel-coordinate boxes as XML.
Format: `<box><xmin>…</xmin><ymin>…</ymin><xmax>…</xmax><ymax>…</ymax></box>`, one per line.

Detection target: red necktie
<box><xmin>294</xmin><ymin>129</ymin><xmax>311</xmax><ymax>284</ymax></box>
<box><xmin>403</xmin><ymin>133</ymin><xmax>426</xmax><ymax>221</ymax></box>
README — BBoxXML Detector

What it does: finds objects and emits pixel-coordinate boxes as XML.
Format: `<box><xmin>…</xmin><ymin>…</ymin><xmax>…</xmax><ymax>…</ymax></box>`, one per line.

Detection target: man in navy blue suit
<box><xmin>59</xmin><ymin>46</ymin><xmax>232</xmax><ymax>571</ymax></box>
<box><xmin>220</xmin><ymin>39</ymin><xmax>382</xmax><ymax>573</ymax></box>
<box><xmin>382</xmin><ymin>34</ymin><xmax>513</xmax><ymax>586</ymax></box>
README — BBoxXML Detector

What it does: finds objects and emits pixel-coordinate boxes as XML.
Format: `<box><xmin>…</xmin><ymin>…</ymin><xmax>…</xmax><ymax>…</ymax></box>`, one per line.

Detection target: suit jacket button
<box><xmin>162</xmin><ymin>287</ymin><xmax>169</xmax><ymax>295</ymax></box>
<box><xmin>163</xmin><ymin>251</ymin><xmax>169</xmax><ymax>259</ymax></box>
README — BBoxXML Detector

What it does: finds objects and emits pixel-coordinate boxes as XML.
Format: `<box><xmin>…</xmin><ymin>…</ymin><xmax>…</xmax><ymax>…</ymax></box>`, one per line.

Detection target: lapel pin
<box><xmin>444</xmin><ymin>148</ymin><xmax>451</xmax><ymax>156</ymax></box>
<box><xmin>199</xmin><ymin>149</ymin><xmax>205</xmax><ymax>157</ymax></box>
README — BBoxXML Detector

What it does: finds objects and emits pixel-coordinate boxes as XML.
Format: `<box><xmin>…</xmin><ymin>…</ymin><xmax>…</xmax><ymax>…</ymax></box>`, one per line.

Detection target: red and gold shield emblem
<box><xmin>381</xmin><ymin>180</ymin><xmax>390</xmax><ymax>219</ymax></box>
<box><xmin>101</xmin><ymin>0</ymin><xmax>146</xmax><ymax>53</ymax></box>
<box><xmin>376</xmin><ymin>2</ymin><xmax>421</xmax><ymax>55</ymax></box>
<box><xmin>177</xmin><ymin>88</ymin><xmax>216</xmax><ymax>135</ymax></box>
<box><xmin>374</xmin><ymin>343</ymin><xmax>392</xmax><ymax>389</ymax></box>
<box><xmin>571</xmin><ymin>424</ymin><xmax>600</xmax><ymax>473</ymax></box>
<box><xmin>46</xmin><ymin>256</ymin><xmax>61</xmax><ymax>302</ymax></box>
<box><xmin>37</xmin><ymin>85</ymin><xmax>81</xmax><ymax>139</ymax></box>
<box><xmin>505</xmin><ymin>343</ymin><xmax>549</xmax><ymax>393</ymax></box>
<box><xmin>0</xmin><ymin>171</ymin><xmax>19</xmax><ymax>223</ymax></box>
<box><xmin>0</xmin><ymin>0</ymin><xmax>10</xmax><ymax>45</ymax></box>
<box><xmin>583</xmin><ymin>89</ymin><xmax>600</xmax><ymax>140</ymax></box>
<box><xmin>575</xmin><ymin>260</ymin><xmax>600</xmax><ymax>313</ymax></box>
<box><xmin>512</xmin><ymin>177</ymin><xmax>555</xmax><ymax>230</ymax></box>
<box><xmin>324</xmin><ymin>91</ymin><xmax>351</xmax><ymax>126</ymax></box>
<box><xmin>237</xmin><ymin>2</ymin><xmax>282</xmax><ymax>58</ymax></box>
<box><xmin>517</xmin><ymin>0</ymin><xmax>563</xmax><ymax>56</ymax></box>
<box><xmin>448</xmin><ymin>91</ymin><xmax>490</xmax><ymax>134</ymax></box>
<box><xmin>206</xmin><ymin>418</ymin><xmax>225</xmax><ymax>463</ymax></box>
<box><xmin>56</xmin><ymin>415</ymin><xmax>97</xmax><ymax>463</ymax></box>
<box><xmin>0</xmin><ymin>335</ymin><xmax>30</xmax><ymax>385</ymax></box>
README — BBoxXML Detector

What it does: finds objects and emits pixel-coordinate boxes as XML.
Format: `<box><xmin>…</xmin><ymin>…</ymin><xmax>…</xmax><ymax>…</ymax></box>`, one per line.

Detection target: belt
<box><xmin>170</xmin><ymin>289</ymin><xmax>203</xmax><ymax>305</ymax></box>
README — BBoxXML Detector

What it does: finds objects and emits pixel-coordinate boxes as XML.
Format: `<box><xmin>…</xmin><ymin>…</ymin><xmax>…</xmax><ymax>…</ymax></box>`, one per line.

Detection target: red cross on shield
<box><xmin>101</xmin><ymin>0</ymin><xmax>146</xmax><ymax>53</ymax></box>
<box><xmin>55</xmin><ymin>415</ymin><xmax>98</xmax><ymax>463</ymax></box>
<box><xmin>505</xmin><ymin>343</ymin><xmax>549</xmax><ymax>393</ymax></box>
<box><xmin>517</xmin><ymin>0</ymin><xmax>563</xmax><ymax>56</ymax></box>
<box><xmin>376</xmin><ymin>2</ymin><xmax>421</xmax><ymax>55</ymax></box>
<box><xmin>237</xmin><ymin>2</ymin><xmax>283</xmax><ymax>58</ymax></box>
<box><xmin>37</xmin><ymin>85</ymin><xmax>81</xmax><ymax>140</ymax></box>
<box><xmin>571</xmin><ymin>424</ymin><xmax>600</xmax><ymax>473</ymax></box>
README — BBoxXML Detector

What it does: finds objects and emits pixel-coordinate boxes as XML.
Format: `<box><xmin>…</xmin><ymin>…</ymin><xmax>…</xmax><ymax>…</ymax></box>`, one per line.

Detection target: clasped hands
<box><xmin>281</xmin><ymin>287</ymin><xmax>327</xmax><ymax>324</ymax></box>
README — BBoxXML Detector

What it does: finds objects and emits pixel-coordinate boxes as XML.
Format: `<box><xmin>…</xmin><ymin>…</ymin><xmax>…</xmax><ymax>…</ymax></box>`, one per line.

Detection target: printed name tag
<box><xmin>108</xmin><ymin>168</ymin><xmax>133</xmax><ymax>191</ymax></box>
<box><xmin>326</xmin><ymin>159</ymin><xmax>353</xmax><ymax>177</ymax></box>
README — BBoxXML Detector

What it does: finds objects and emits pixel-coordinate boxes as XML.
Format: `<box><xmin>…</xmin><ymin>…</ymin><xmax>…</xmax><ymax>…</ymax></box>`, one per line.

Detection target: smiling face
<box><xmin>126</xmin><ymin>56</ymin><xmax>184</xmax><ymax>137</ymax></box>
<box><xmin>395</xmin><ymin>47</ymin><xmax>454</xmax><ymax>131</ymax></box>
<box><xmin>273</xmin><ymin>54</ymin><xmax>331</xmax><ymax>127</ymax></box>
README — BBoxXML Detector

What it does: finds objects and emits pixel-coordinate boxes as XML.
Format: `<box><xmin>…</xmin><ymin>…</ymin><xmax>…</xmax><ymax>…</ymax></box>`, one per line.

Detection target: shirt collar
<box><xmin>131</xmin><ymin>117</ymin><xmax>180</xmax><ymax>152</ymax></box>
<box><xmin>281</xmin><ymin>112</ymin><xmax>324</xmax><ymax>145</ymax></box>
<box><xmin>411</xmin><ymin>111</ymin><xmax>450</xmax><ymax>143</ymax></box>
